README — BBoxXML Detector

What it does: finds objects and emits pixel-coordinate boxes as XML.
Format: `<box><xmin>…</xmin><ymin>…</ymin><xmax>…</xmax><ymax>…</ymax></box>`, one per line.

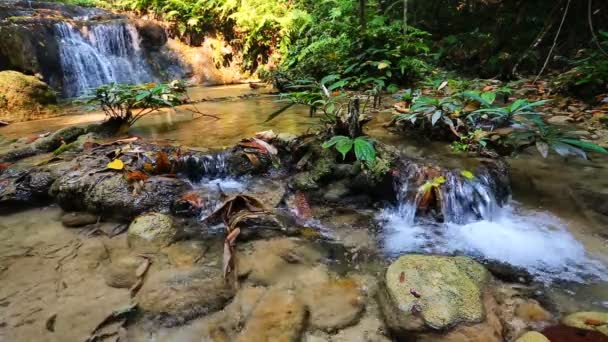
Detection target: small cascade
<box><xmin>177</xmin><ymin>152</ymin><xmax>230</xmax><ymax>182</ymax></box>
<box><xmin>54</xmin><ymin>21</ymin><xmax>154</xmax><ymax>97</ymax></box>
<box><xmin>380</xmin><ymin>161</ymin><xmax>608</xmax><ymax>283</ymax></box>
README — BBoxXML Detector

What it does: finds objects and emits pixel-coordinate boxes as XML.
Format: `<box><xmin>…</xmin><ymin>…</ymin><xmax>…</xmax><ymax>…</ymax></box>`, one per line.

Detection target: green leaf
<box><xmin>460</xmin><ymin>170</ymin><xmax>474</xmax><ymax>180</ymax></box>
<box><xmin>335</xmin><ymin>139</ymin><xmax>354</xmax><ymax>160</ymax></box>
<box><xmin>560</xmin><ymin>139</ymin><xmax>608</xmax><ymax>154</ymax></box>
<box><xmin>321</xmin><ymin>74</ymin><xmax>340</xmax><ymax>85</ymax></box>
<box><xmin>481</xmin><ymin>92</ymin><xmax>496</xmax><ymax>105</ymax></box>
<box><xmin>327</xmin><ymin>80</ymin><xmax>348</xmax><ymax>91</ymax></box>
<box><xmin>431</xmin><ymin>110</ymin><xmax>442</xmax><ymax>126</ymax></box>
<box><xmin>322</xmin><ymin>135</ymin><xmax>350</xmax><ymax>149</ymax></box>
<box><xmin>510</xmin><ymin>99</ymin><xmax>528</xmax><ymax>112</ymax></box>
<box><xmin>353</xmin><ymin>137</ymin><xmax>375</xmax><ymax>161</ymax></box>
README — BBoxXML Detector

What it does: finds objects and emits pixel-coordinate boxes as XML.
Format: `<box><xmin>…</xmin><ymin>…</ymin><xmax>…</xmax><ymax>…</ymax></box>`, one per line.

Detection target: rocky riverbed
<box><xmin>1</xmin><ymin>120</ymin><xmax>607</xmax><ymax>342</ymax></box>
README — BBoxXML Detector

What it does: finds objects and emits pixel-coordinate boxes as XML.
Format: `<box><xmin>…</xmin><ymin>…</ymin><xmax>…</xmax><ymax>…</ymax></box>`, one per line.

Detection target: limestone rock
<box><xmin>562</xmin><ymin>311</ymin><xmax>608</xmax><ymax>336</ymax></box>
<box><xmin>299</xmin><ymin>277</ymin><xmax>364</xmax><ymax>332</ymax></box>
<box><xmin>103</xmin><ymin>256</ymin><xmax>140</xmax><ymax>288</ymax></box>
<box><xmin>0</xmin><ymin>70</ymin><xmax>56</xmax><ymax>122</ymax></box>
<box><xmin>515</xmin><ymin>331</ymin><xmax>551</xmax><ymax>342</ymax></box>
<box><xmin>235</xmin><ymin>288</ymin><xmax>306</xmax><ymax>342</ymax></box>
<box><xmin>127</xmin><ymin>213</ymin><xmax>177</xmax><ymax>251</ymax></box>
<box><xmin>61</xmin><ymin>212</ymin><xmax>98</xmax><ymax>227</ymax></box>
<box><xmin>136</xmin><ymin>267</ymin><xmax>234</xmax><ymax>326</ymax></box>
<box><xmin>381</xmin><ymin>255</ymin><xmax>489</xmax><ymax>332</ymax></box>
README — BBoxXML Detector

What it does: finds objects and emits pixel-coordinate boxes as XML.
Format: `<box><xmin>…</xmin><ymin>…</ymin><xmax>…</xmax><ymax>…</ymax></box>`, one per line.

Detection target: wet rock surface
<box><xmin>136</xmin><ymin>266</ymin><xmax>235</xmax><ymax>326</ymax></box>
<box><xmin>127</xmin><ymin>213</ymin><xmax>178</xmax><ymax>251</ymax></box>
<box><xmin>61</xmin><ymin>211</ymin><xmax>99</xmax><ymax>227</ymax></box>
<box><xmin>381</xmin><ymin>255</ymin><xmax>490</xmax><ymax>332</ymax></box>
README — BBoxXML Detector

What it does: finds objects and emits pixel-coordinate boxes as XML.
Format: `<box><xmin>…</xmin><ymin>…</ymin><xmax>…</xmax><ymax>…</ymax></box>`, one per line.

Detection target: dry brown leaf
<box><xmin>155</xmin><ymin>151</ymin><xmax>171</xmax><ymax>174</ymax></box>
<box><xmin>244</xmin><ymin>152</ymin><xmax>261</xmax><ymax>168</ymax></box>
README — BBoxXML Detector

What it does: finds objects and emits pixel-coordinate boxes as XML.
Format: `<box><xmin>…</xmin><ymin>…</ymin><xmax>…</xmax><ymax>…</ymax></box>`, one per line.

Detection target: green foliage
<box><xmin>450</xmin><ymin>129</ymin><xmax>488</xmax><ymax>152</ymax></box>
<box><xmin>505</xmin><ymin>117</ymin><xmax>608</xmax><ymax>160</ymax></box>
<box><xmin>88</xmin><ymin>81</ymin><xmax>186</xmax><ymax>126</ymax></box>
<box><xmin>556</xmin><ymin>31</ymin><xmax>608</xmax><ymax>93</ymax></box>
<box><xmin>471</xmin><ymin>99</ymin><xmax>550</xmax><ymax>125</ymax></box>
<box><xmin>322</xmin><ymin>135</ymin><xmax>376</xmax><ymax>162</ymax></box>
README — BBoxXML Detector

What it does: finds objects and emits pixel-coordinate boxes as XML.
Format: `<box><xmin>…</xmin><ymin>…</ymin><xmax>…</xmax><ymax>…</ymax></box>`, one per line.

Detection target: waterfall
<box><xmin>54</xmin><ymin>21</ymin><xmax>155</xmax><ymax>97</ymax></box>
<box><xmin>177</xmin><ymin>152</ymin><xmax>230</xmax><ymax>182</ymax></box>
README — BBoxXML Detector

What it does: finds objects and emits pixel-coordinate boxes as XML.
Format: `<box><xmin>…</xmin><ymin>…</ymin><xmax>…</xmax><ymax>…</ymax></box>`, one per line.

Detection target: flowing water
<box><xmin>1</xmin><ymin>86</ymin><xmax>608</xmax><ymax>340</ymax></box>
<box><xmin>54</xmin><ymin>21</ymin><xmax>155</xmax><ymax>97</ymax></box>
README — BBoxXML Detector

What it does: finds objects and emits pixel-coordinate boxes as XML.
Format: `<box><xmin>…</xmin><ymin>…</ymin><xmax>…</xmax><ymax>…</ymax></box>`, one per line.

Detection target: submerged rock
<box><xmin>235</xmin><ymin>287</ymin><xmax>307</xmax><ymax>342</ymax></box>
<box><xmin>127</xmin><ymin>213</ymin><xmax>177</xmax><ymax>251</ymax></box>
<box><xmin>61</xmin><ymin>211</ymin><xmax>98</xmax><ymax>227</ymax></box>
<box><xmin>380</xmin><ymin>255</ymin><xmax>489</xmax><ymax>333</ymax></box>
<box><xmin>102</xmin><ymin>255</ymin><xmax>141</xmax><ymax>288</ymax></box>
<box><xmin>516</xmin><ymin>331</ymin><xmax>551</xmax><ymax>342</ymax></box>
<box><xmin>137</xmin><ymin>266</ymin><xmax>234</xmax><ymax>326</ymax></box>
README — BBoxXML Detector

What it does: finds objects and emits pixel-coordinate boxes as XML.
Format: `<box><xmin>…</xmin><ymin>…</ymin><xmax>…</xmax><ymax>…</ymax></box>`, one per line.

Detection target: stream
<box><xmin>1</xmin><ymin>85</ymin><xmax>608</xmax><ymax>341</ymax></box>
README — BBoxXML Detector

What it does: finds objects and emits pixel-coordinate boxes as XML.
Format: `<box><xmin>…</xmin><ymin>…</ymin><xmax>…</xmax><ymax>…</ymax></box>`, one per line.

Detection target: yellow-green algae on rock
<box><xmin>385</xmin><ymin>254</ymin><xmax>489</xmax><ymax>330</ymax></box>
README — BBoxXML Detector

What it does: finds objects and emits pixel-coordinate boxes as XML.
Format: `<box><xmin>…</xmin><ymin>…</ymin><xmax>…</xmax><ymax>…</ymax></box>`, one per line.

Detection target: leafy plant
<box><xmin>471</xmin><ymin>99</ymin><xmax>549</xmax><ymax>125</ymax></box>
<box><xmin>395</xmin><ymin>95</ymin><xmax>462</xmax><ymax>137</ymax></box>
<box><xmin>88</xmin><ymin>81</ymin><xmax>186</xmax><ymax>126</ymax></box>
<box><xmin>322</xmin><ymin>135</ymin><xmax>376</xmax><ymax>162</ymax></box>
<box><xmin>506</xmin><ymin>117</ymin><xmax>608</xmax><ymax>159</ymax></box>
<box><xmin>451</xmin><ymin>129</ymin><xmax>489</xmax><ymax>152</ymax></box>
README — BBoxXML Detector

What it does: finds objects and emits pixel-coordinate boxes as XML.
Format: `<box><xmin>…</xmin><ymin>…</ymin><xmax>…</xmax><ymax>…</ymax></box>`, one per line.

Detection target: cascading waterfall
<box><xmin>177</xmin><ymin>152</ymin><xmax>230</xmax><ymax>182</ymax></box>
<box><xmin>54</xmin><ymin>21</ymin><xmax>155</xmax><ymax>97</ymax></box>
<box><xmin>379</xmin><ymin>163</ymin><xmax>608</xmax><ymax>283</ymax></box>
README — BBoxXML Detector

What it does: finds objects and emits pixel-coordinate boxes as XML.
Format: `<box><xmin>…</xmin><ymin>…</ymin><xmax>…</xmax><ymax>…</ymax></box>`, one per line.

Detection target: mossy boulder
<box><xmin>381</xmin><ymin>255</ymin><xmax>490</xmax><ymax>333</ymax></box>
<box><xmin>515</xmin><ymin>331</ymin><xmax>551</xmax><ymax>342</ymax></box>
<box><xmin>0</xmin><ymin>70</ymin><xmax>56</xmax><ymax>122</ymax></box>
<box><xmin>127</xmin><ymin>213</ymin><xmax>177</xmax><ymax>251</ymax></box>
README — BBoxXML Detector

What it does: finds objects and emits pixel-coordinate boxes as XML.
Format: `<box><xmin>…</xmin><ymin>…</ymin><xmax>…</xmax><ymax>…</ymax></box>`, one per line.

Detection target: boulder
<box><xmin>136</xmin><ymin>266</ymin><xmax>234</xmax><ymax>326</ymax></box>
<box><xmin>380</xmin><ymin>255</ymin><xmax>489</xmax><ymax>333</ymax></box>
<box><xmin>235</xmin><ymin>287</ymin><xmax>307</xmax><ymax>342</ymax></box>
<box><xmin>61</xmin><ymin>211</ymin><xmax>99</xmax><ymax>227</ymax></box>
<box><xmin>127</xmin><ymin>213</ymin><xmax>177</xmax><ymax>251</ymax></box>
<box><xmin>299</xmin><ymin>277</ymin><xmax>364</xmax><ymax>332</ymax></box>
<box><xmin>0</xmin><ymin>70</ymin><xmax>56</xmax><ymax>122</ymax></box>
<box><xmin>102</xmin><ymin>255</ymin><xmax>141</xmax><ymax>288</ymax></box>
<box><xmin>562</xmin><ymin>311</ymin><xmax>608</xmax><ymax>336</ymax></box>
<box><xmin>0</xmin><ymin>169</ymin><xmax>55</xmax><ymax>206</ymax></box>
<box><xmin>515</xmin><ymin>331</ymin><xmax>551</xmax><ymax>342</ymax></box>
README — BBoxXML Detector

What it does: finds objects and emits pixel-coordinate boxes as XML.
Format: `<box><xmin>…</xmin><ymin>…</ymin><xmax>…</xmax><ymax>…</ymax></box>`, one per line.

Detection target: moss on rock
<box><xmin>0</xmin><ymin>70</ymin><xmax>57</xmax><ymax>122</ymax></box>
<box><xmin>382</xmin><ymin>254</ymin><xmax>489</xmax><ymax>332</ymax></box>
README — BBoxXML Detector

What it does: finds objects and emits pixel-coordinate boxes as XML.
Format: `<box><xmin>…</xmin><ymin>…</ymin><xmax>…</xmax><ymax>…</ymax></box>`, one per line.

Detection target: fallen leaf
<box><xmin>293</xmin><ymin>191</ymin><xmax>312</xmax><ymax>219</ymax></box>
<box><xmin>45</xmin><ymin>313</ymin><xmax>57</xmax><ymax>332</ymax></box>
<box><xmin>107</xmin><ymin>159</ymin><xmax>124</xmax><ymax>170</ymax></box>
<box><xmin>143</xmin><ymin>162</ymin><xmax>154</xmax><ymax>173</ymax></box>
<box><xmin>181</xmin><ymin>192</ymin><xmax>204</xmax><ymax>208</ymax></box>
<box><xmin>438</xmin><ymin>81</ymin><xmax>448</xmax><ymax>91</ymax></box>
<box><xmin>252</xmin><ymin>137</ymin><xmax>278</xmax><ymax>155</ymax></box>
<box><xmin>244</xmin><ymin>152</ymin><xmax>261</xmax><ymax>168</ymax></box>
<box><xmin>399</xmin><ymin>272</ymin><xmax>405</xmax><ymax>283</ymax></box>
<box><xmin>135</xmin><ymin>258</ymin><xmax>151</xmax><ymax>277</ymax></box>
<box><xmin>155</xmin><ymin>151</ymin><xmax>171</xmax><ymax>174</ymax></box>
<box><xmin>585</xmin><ymin>319</ymin><xmax>604</xmax><ymax>326</ymax></box>
<box><xmin>82</xmin><ymin>141</ymin><xmax>99</xmax><ymax>150</ymax></box>
<box><xmin>126</xmin><ymin>171</ymin><xmax>149</xmax><ymax>182</ymax></box>
<box><xmin>0</xmin><ymin>162</ymin><xmax>11</xmax><ymax>170</ymax></box>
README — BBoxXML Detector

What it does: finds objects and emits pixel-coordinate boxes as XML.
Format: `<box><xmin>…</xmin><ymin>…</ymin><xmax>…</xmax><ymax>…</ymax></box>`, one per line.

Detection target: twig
<box><xmin>534</xmin><ymin>0</ymin><xmax>571</xmax><ymax>83</ymax></box>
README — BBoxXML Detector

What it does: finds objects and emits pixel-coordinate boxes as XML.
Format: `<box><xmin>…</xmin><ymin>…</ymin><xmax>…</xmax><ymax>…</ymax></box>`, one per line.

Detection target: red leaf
<box><xmin>181</xmin><ymin>192</ymin><xmax>204</xmax><ymax>208</ymax></box>
<box><xmin>0</xmin><ymin>162</ymin><xmax>11</xmax><ymax>170</ymax></box>
<box><xmin>126</xmin><ymin>171</ymin><xmax>149</xmax><ymax>182</ymax></box>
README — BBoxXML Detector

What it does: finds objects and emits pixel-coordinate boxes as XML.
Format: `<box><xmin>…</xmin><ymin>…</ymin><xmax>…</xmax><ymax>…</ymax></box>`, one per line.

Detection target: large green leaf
<box><xmin>561</xmin><ymin>139</ymin><xmax>608</xmax><ymax>154</ymax></box>
<box><xmin>353</xmin><ymin>137</ymin><xmax>375</xmax><ymax>161</ymax></box>
<box><xmin>481</xmin><ymin>92</ymin><xmax>496</xmax><ymax>105</ymax></box>
<box><xmin>431</xmin><ymin>110</ymin><xmax>442</xmax><ymax>126</ymax></box>
<box><xmin>322</xmin><ymin>135</ymin><xmax>350</xmax><ymax>149</ymax></box>
<box><xmin>336</xmin><ymin>138</ymin><xmax>354</xmax><ymax>159</ymax></box>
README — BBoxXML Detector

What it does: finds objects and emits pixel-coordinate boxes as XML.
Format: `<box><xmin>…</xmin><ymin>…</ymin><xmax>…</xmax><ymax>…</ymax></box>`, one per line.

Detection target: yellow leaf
<box><xmin>378</xmin><ymin>62</ymin><xmax>389</xmax><ymax>70</ymax></box>
<box><xmin>107</xmin><ymin>159</ymin><xmax>124</xmax><ymax>170</ymax></box>
<box><xmin>461</xmin><ymin>170</ymin><xmax>474</xmax><ymax>180</ymax></box>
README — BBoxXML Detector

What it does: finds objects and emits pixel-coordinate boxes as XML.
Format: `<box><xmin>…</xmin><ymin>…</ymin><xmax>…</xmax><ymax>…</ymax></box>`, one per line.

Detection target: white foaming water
<box><xmin>379</xmin><ymin>204</ymin><xmax>608</xmax><ymax>283</ymax></box>
<box><xmin>54</xmin><ymin>21</ymin><xmax>154</xmax><ymax>97</ymax></box>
